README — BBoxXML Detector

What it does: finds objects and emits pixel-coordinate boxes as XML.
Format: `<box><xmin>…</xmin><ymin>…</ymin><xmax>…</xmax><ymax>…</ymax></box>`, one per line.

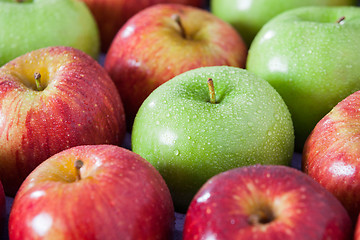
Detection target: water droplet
<box><xmin>174</xmin><ymin>150</ymin><xmax>180</xmax><ymax>156</ymax></box>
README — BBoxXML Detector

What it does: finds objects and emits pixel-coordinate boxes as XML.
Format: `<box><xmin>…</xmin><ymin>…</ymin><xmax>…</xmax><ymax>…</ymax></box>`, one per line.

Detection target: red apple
<box><xmin>8</xmin><ymin>145</ymin><xmax>174</xmax><ymax>240</ymax></box>
<box><xmin>79</xmin><ymin>0</ymin><xmax>206</xmax><ymax>52</ymax></box>
<box><xmin>355</xmin><ymin>214</ymin><xmax>360</xmax><ymax>240</ymax></box>
<box><xmin>183</xmin><ymin>165</ymin><xmax>352</xmax><ymax>240</ymax></box>
<box><xmin>105</xmin><ymin>3</ymin><xmax>248</xmax><ymax>126</ymax></box>
<box><xmin>303</xmin><ymin>90</ymin><xmax>360</xmax><ymax>222</ymax></box>
<box><xmin>0</xmin><ymin>46</ymin><xmax>126</xmax><ymax>197</ymax></box>
<box><xmin>0</xmin><ymin>181</ymin><xmax>5</xmax><ymax>231</ymax></box>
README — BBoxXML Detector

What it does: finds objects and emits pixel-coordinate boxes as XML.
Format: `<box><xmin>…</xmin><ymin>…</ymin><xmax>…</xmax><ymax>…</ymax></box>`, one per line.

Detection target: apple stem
<box><xmin>207</xmin><ymin>78</ymin><xmax>216</xmax><ymax>104</ymax></box>
<box><xmin>337</xmin><ymin>16</ymin><xmax>345</xmax><ymax>24</ymax></box>
<box><xmin>172</xmin><ymin>14</ymin><xmax>187</xmax><ymax>39</ymax></box>
<box><xmin>34</xmin><ymin>72</ymin><xmax>44</xmax><ymax>91</ymax></box>
<box><xmin>75</xmin><ymin>159</ymin><xmax>84</xmax><ymax>181</ymax></box>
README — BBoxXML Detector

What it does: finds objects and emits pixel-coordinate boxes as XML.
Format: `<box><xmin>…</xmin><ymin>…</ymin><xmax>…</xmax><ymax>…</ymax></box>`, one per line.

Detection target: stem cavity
<box><xmin>172</xmin><ymin>14</ymin><xmax>187</xmax><ymax>39</ymax></box>
<box><xmin>34</xmin><ymin>72</ymin><xmax>44</xmax><ymax>91</ymax></box>
<box><xmin>75</xmin><ymin>159</ymin><xmax>84</xmax><ymax>181</ymax></box>
<box><xmin>248</xmin><ymin>207</ymin><xmax>275</xmax><ymax>225</ymax></box>
<box><xmin>207</xmin><ymin>78</ymin><xmax>216</xmax><ymax>104</ymax></box>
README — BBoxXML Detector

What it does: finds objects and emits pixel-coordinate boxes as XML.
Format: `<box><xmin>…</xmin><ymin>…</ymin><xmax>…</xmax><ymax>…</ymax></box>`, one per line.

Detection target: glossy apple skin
<box><xmin>132</xmin><ymin>66</ymin><xmax>294</xmax><ymax>212</ymax></box>
<box><xmin>8</xmin><ymin>145</ymin><xmax>174</xmax><ymax>240</ymax></box>
<box><xmin>303</xmin><ymin>90</ymin><xmax>360</xmax><ymax>222</ymax></box>
<box><xmin>183</xmin><ymin>165</ymin><xmax>352</xmax><ymax>240</ymax></box>
<box><xmin>247</xmin><ymin>6</ymin><xmax>360</xmax><ymax>151</ymax></box>
<box><xmin>105</xmin><ymin>4</ymin><xmax>247</xmax><ymax>126</ymax></box>
<box><xmin>0</xmin><ymin>46</ymin><xmax>126</xmax><ymax>197</ymax></box>
<box><xmin>0</xmin><ymin>181</ymin><xmax>5</xmax><ymax>232</ymax></box>
<box><xmin>355</xmin><ymin>214</ymin><xmax>360</xmax><ymax>240</ymax></box>
<box><xmin>79</xmin><ymin>0</ymin><xmax>206</xmax><ymax>52</ymax></box>
<box><xmin>0</xmin><ymin>0</ymin><xmax>99</xmax><ymax>66</ymax></box>
<box><xmin>211</xmin><ymin>0</ymin><xmax>356</xmax><ymax>47</ymax></box>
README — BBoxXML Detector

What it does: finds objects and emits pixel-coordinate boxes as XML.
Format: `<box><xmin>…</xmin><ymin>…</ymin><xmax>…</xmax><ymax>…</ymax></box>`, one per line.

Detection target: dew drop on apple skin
<box><xmin>174</xmin><ymin>150</ymin><xmax>180</xmax><ymax>156</ymax></box>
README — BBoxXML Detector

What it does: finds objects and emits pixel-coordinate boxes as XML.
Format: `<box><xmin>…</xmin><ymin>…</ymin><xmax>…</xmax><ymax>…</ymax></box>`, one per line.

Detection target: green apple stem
<box><xmin>34</xmin><ymin>72</ymin><xmax>44</xmax><ymax>91</ymax></box>
<box><xmin>75</xmin><ymin>159</ymin><xmax>84</xmax><ymax>181</ymax></box>
<box><xmin>337</xmin><ymin>16</ymin><xmax>345</xmax><ymax>24</ymax></box>
<box><xmin>207</xmin><ymin>78</ymin><xmax>216</xmax><ymax>104</ymax></box>
<box><xmin>172</xmin><ymin>14</ymin><xmax>187</xmax><ymax>39</ymax></box>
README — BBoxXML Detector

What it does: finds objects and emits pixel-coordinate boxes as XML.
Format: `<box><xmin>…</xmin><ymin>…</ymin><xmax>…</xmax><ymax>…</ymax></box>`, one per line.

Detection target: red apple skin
<box><xmin>0</xmin><ymin>181</ymin><xmax>5</xmax><ymax>231</ymax></box>
<box><xmin>355</xmin><ymin>214</ymin><xmax>360</xmax><ymax>240</ymax></box>
<box><xmin>303</xmin><ymin>90</ymin><xmax>360</xmax><ymax>222</ymax></box>
<box><xmin>9</xmin><ymin>145</ymin><xmax>174</xmax><ymax>240</ymax></box>
<box><xmin>0</xmin><ymin>46</ymin><xmax>126</xmax><ymax>197</ymax></box>
<box><xmin>105</xmin><ymin>3</ymin><xmax>247</xmax><ymax>126</ymax></box>
<box><xmin>183</xmin><ymin>165</ymin><xmax>352</xmax><ymax>240</ymax></box>
<box><xmin>79</xmin><ymin>0</ymin><xmax>206</xmax><ymax>52</ymax></box>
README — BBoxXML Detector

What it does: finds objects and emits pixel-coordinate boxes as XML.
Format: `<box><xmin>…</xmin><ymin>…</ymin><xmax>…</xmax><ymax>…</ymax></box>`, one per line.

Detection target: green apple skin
<box><xmin>0</xmin><ymin>0</ymin><xmax>100</xmax><ymax>66</ymax></box>
<box><xmin>246</xmin><ymin>6</ymin><xmax>360</xmax><ymax>152</ymax></box>
<box><xmin>131</xmin><ymin>66</ymin><xmax>294</xmax><ymax>212</ymax></box>
<box><xmin>211</xmin><ymin>0</ymin><xmax>356</xmax><ymax>47</ymax></box>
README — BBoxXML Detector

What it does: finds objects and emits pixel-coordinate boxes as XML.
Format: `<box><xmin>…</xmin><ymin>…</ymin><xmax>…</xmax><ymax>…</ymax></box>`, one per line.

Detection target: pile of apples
<box><xmin>1</xmin><ymin>0</ymin><xmax>360</xmax><ymax>239</ymax></box>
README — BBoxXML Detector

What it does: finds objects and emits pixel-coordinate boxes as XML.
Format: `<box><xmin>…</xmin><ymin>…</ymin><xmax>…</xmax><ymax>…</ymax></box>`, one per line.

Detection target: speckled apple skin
<box><xmin>303</xmin><ymin>90</ymin><xmax>360</xmax><ymax>222</ymax></box>
<box><xmin>132</xmin><ymin>66</ymin><xmax>294</xmax><ymax>212</ymax></box>
<box><xmin>184</xmin><ymin>165</ymin><xmax>352</xmax><ymax>240</ymax></box>
<box><xmin>211</xmin><ymin>0</ymin><xmax>356</xmax><ymax>47</ymax></box>
<box><xmin>355</xmin><ymin>214</ymin><xmax>360</xmax><ymax>240</ymax></box>
<box><xmin>105</xmin><ymin>4</ymin><xmax>248</xmax><ymax>126</ymax></box>
<box><xmin>247</xmin><ymin>6</ymin><xmax>360</xmax><ymax>151</ymax></box>
<box><xmin>0</xmin><ymin>46</ymin><xmax>126</xmax><ymax>197</ymax></box>
<box><xmin>0</xmin><ymin>0</ymin><xmax>99</xmax><ymax>66</ymax></box>
<box><xmin>9</xmin><ymin>145</ymin><xmax>174</xmax><ymax>240</ymax></box>
<box><xmin>79</xmin><ymin>0</ymin><xmax>206</xmax><ymax>51</ymax></box>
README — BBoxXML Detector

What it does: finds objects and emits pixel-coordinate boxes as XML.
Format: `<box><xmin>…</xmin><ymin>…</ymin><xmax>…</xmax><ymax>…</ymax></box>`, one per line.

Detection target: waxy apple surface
<box><xmin>132</xmin><ymin>66</ymin><xmax>294</xmax><ymax>212</ymax></box>
<box><xmin>247</xmin><ymin>6</ymin><xmax>360</xmax><ymax>151</ymax></box>
<box><xmin>0</xmin><ymin>0</ymin><xmax>99</xmax><ymax>66</ymax></box>
<box><xmin>8</xmin><ymin>145</ymin><xmax>174</xmax><ymax>240</ymax></box>
<box><xmin>211</xmin><ymin>0</ymin><xmax>356</xmax><ymax>47</ymax></box>
<box><xmin>0</xmin><ymin>46</ymin><xmax>126</xmax><ymax>196</ymax></box>
<box><xmin>79</xmin><ymin>0</ymin><xmax>205</xmax><ymax>51</ymax></box>
<box><xmin>303</xmin><ymin>90</ymin><xmax>360</xmax><ymax>222</ymax></box>
<box><xmin>355</xmin><ymin>215</ymin><xmax>360</xmax><ymax>240</ymax></box>
<box><xmin>183</xmin><ymin>165</ymin><xmax>352</xmax><ymax>240</ymax></box>
<box><xmin>105</xmin><ymin>3</ymin><xmax>248</xmax><ymax>126</ymax></box>
<box><xmin>0</xmin><ymin>181</ymin><xmax>5</xmax><ymax>232</ymax></box>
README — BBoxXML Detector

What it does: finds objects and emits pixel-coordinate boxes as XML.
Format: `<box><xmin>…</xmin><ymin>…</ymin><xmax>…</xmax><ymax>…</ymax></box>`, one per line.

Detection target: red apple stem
<box><xmin>172</xmin><ymin>14</ymin><xmax>187</xmax><ymax>39</ymax></box>
<box><xmin>34</xmin><ymin>72</ymin><xmax>43</xmax><ymax>91</ymax></box>
<box><xmin>75</xmin><ymin>159</ymin><xmax>84</xmax><ymax>181</ymax></box>
<box><xmin>337</xmin><ymin>16</ymin><xmax>345</xmax><ymax>24</ymax></box>
<box><xmin>207</xmin><ymin>78</ymin><xmax>216</xmax><ymax>104</ymax></box>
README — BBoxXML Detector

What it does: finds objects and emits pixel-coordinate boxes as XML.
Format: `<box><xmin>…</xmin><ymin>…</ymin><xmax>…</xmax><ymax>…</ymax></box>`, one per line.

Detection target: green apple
<box><xmin>131</xmin><ymin>66</ymin><xmax>294</xmax><ymax>212</ymax></box>
<box><xmin>0</xmin><ymin>0</ymin><xmax>100</xmax><ymax>66</ymax></box>
<box><xmin>246</xmin><ymin>6</ymin><xmax>360</xmax><ymax>151</ymax></box>
<box><xmin>210</xmin><ymin>0</ymin><xmax>356</xmax><ymax>47</ymax></box>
